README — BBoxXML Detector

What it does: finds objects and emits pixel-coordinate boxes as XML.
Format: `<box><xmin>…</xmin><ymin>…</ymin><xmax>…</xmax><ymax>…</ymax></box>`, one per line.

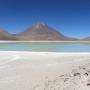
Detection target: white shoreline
<box><xmin>0</xmin><ymin>40</ymin><xmax>90</xmax><ymax>43</ymax></box>
<box><xmin>0</xmin><ymin>51</ymin><xmax>90</xmax><ymax>54</ymax></box>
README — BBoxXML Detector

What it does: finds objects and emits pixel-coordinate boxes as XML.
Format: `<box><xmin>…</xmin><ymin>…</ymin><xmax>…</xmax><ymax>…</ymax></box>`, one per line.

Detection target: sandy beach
<box><xmin>0</xmin><ymin>52</ymin><xmax>90</xmax><ymax>90</ymax></box>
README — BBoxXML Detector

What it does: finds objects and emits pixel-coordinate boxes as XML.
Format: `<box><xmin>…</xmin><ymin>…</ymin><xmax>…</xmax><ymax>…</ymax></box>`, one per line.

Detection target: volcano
<box><xmin>17</xmin><ymin>23</ymin><xmax>77</xmax><ymax>41</ymax></box>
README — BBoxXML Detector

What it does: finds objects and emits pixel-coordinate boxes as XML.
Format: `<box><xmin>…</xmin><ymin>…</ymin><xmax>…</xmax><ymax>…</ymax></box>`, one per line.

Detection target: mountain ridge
<box><xmin>0</xmin><ymin>29</ymin><xmax>18</xmax><ymax>40</ymax></box>
<box><xmin>0</xmin><ymin>23</ymin><xmax>89</xmax><ymax>41</ymax></box>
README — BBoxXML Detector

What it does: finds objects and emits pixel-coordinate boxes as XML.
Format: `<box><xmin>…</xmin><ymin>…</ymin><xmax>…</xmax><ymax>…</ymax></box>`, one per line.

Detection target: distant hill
<box><xmin>17</xmin><ymin>23</ymin><xmax>77</xmax><ymax>41</ymax></box>
<box><xmin>0</xmin><ymin>29</ymin><xmax>18</xmax><ymax>40</ymax></box>
<box><xmin>82</xmin><ymin>37</ymin><xmax>90</xmax><ymax>41</ymax></box>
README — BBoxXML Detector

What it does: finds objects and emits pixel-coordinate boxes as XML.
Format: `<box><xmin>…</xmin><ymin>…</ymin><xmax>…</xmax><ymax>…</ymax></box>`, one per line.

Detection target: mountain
<box><xmin>0</xmin><ymin>29</ymin><xmax>17</xmax><ymax>40</ymax></box>
<box><xmin>82</xmin><ymin>37</ymin><xmax>90</xmax><ymax>41</ymax></box>
<box><xmin>17</xmin><ymin>23</ymin><xmax>77</xmax><ymax>41</ymax></box>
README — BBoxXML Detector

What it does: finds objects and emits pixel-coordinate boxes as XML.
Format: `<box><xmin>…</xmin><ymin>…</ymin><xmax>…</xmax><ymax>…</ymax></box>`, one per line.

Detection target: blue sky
<box><xmin>0</xmin><ymin>0</ymin><xmax>90</xmax><ymax>38</ymax></box>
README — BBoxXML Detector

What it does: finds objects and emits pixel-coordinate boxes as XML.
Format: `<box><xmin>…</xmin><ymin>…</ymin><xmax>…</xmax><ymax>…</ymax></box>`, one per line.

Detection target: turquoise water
<box><xmin>0</xmin><ymin>42</ymin><xmax>90</xmax><ymax>52</ymax></box>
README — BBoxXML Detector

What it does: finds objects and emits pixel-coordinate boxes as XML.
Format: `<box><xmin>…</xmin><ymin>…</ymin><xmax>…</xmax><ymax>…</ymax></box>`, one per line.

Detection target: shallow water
<box><xmin>0</xmin><ymin>42</ymin><xmax>90</xmax><ymax>52</ymax></box>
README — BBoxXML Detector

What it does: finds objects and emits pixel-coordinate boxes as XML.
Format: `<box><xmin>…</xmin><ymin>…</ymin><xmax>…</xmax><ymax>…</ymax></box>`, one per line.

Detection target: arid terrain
<box><xmin>0</xmin><ymin>52</ymin><xmax>90</xmax><ymax>90</ymax></box>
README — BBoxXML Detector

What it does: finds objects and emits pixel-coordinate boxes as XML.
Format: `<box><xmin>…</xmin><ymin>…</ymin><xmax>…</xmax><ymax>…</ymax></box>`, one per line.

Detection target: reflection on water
<box><xmin>0</xmin><ymin>42</ymin><xmax>90</xmax><ymax>52</ymax></box>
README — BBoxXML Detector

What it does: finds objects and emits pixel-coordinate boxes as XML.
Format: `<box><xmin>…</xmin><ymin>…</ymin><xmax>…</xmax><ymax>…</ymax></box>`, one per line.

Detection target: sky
<box><xmin>0</xmin><ymin>0</ymin><xmax>90</xmax><ymax>38</ymax></box>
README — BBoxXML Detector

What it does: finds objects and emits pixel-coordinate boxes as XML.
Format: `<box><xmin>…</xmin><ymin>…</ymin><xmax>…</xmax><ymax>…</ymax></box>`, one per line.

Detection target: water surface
<box><xmin>0</xmin><ymin>42</ymin><xmax>90</xmax><ymax>52</ymax></box>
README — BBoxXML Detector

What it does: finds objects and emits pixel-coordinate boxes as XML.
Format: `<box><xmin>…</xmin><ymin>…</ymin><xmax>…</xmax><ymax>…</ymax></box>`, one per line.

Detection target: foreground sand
<box><xmin>0</xmin><ymin>52</ymin><xmax>90</xmax><ymax>90</ymax></box>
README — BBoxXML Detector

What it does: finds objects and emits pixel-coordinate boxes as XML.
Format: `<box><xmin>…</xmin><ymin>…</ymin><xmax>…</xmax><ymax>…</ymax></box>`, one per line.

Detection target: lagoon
<box><xmin>0</xmin><ymin>42</ymin><xmax>90</xmax><ymax>52</ymax></box>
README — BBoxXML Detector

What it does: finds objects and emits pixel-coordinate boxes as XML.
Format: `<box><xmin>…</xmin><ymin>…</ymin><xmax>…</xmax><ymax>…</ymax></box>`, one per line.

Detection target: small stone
<box><xmin>74</xmin><ymin>73</ymin><xmax>81</xmax><ymax>76</ymax></box>
<box><xmin>87</xmin><ymin>83</ymin><xmax>90</xmax><ymax>86</ymax></box>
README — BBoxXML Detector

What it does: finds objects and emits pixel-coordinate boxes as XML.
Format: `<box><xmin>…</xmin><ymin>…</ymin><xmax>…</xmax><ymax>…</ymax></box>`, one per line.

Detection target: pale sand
<box><xmin>0</xmin><ymin>52</ymin><xmax>90</xmax><ymax>90</ymax></box>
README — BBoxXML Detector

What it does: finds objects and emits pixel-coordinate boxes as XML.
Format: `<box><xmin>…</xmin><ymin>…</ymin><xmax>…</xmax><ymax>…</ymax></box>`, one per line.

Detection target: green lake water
<box><xmin>0</xmin><ymin>42</ymin><xmax>90</xmax><ymax>52</ymax></box>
